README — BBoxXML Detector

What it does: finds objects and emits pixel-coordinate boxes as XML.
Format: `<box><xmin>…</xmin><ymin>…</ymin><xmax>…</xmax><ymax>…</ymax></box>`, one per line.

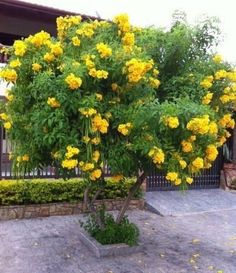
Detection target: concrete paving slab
<box><xmin>145</xmin><ymin>189</ymin><xmax>236</xmax><ymax>216</ymax></box>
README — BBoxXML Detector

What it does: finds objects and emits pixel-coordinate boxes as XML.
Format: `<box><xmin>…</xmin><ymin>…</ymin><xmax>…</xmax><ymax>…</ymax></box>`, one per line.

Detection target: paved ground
<box><xmin>0</xmin><ymin>209</ymin><xmax>236</xmax><ymax>273</ymax></box>
<box><xmin>145</xmin><ymin>189</ymin><xmax>236</xmax><ymax>216</ymax></box>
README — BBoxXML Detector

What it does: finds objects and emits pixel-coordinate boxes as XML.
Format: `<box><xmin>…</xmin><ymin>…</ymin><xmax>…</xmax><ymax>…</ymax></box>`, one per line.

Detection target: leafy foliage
<box><xmin>0</xmin><ymin>13</ymin><xmax>235</xmax><ymax>189</ymax></box>
<box><xmin>0</xmin><ymin>178</ymin><xmax>140</xmax><ymax>205</ymax></box>
<box><xmin>82</xmin><ymin>207</ymin><xmax>139</xmax><ymax>246</ymax></box>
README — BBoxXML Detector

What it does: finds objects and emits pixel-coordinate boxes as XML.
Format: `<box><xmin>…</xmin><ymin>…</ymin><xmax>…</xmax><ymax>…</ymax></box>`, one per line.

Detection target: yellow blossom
<box><xmin>61</xmin><ymin>159</ymin><xmax>78</xmax><ymax>169</ymax></box>
<box><xmin>22</xmin><ymin>154</ymin><xmax>29</xmax><ymax>161</ymax></box>
<box><xmin>166</xmin><ymin>172</ymin><xmax>178</xmax><ymax>182</ymax></box>
<box><xmin>219</xmin><ymin>114</ymin><xmax>235</xmax><ymax>129</ymax></box>
<box><xmin>92</xmin><ymin>150</ymin><xmax>100</xmax><ymax>162</ymax></box>
<box><xmin>92</xmin><ymin>114</ymin><xmax>109</xmax><ymax>134</ymax></box>
<box><xmin>13</xmin><ymin>40</ymin><xmax>27</xmax><ymax>56</ymax></box>
<box><xmin>215</xmin><ymin>69</ymin><xmax>227</xmax><ymax>80</ymax></box>
<box><xmin>179</xmin><ymin>160</ymin><xmax>187</xmax><ymax>169</ymax></box>
<box><xmin>0</xmin><ymin>69</ymin><xmax>17</xmax><ymax>82</ymax></box>
<box><xmin>181</xmin><ymin>140</ymin><xmax>193</xmax><ymax>153</ymax></box>
<box><xmin>164</xmin><ymin>116</ymin><xmax>179</xmax><ymax>129</ymax></box>
<box><xmin>43</xmin><ymin>53</ymin><xmax>55</xmax><ymax>62</ymax></box>
<box><xmin>81</xmin><ymin>162</ymin><xmax>94</xmax><ymax>172</ymax></box>
<box><xmin>0</xmin><ymin>113</ymin><xmax>8</xmax><ymax>121</ymax></box>
<box><xmin>29</xmin><ymin>31</ymin><xmax>50</xmax><ymax>47</ymax></box>
<box><xmin>9</xmin><ymin>59</ymin><xmax>21</xmax><ymax>68</ymax></box>
<box><xmin>79</xmin><ymin>108</ymin><xmax>97</xmax><ymax>117</ymax></box>
<box><xmin>3</xmin><ymin>122</ymin><xmax>12</xmax><ymax>130</ymax></box>
<box><xmin>50</xmin><ymin>43</ymin><xmax>63</xmax><ymax>56</ymax></box>
<box><xmin>91</xmin><ymin>137</ymin><xmax>101</xmax><ymax>145</ymax></box>
<box><xmin>111</xmin><ymin>83</ymin><xmax>118</xmax><ymax>91</ymax></box>
<box><xmin>186</xmin><ymin>177</ymin><xmax>193</xmax><ymax>184</ymax></box>
<box><xmin>65</xmin><ymin>73</ymin><xmax>82</xmax><ymax>89</ymax></box>
<box><xmin>96</xmin><ymin>43</ymin><xmax>112</xmax><ymax>58</ymax></box>
<box><xmin>32</xmin><ymin>63</ymin><xmax>42</xmax><ymax>72</ymax></box>
<box><xmin>47</xmin><ymin>97</ymin><xmax>60</xmax><ymax>108</ymax></box>
<box><xmin>72</xmin><ymin>36</ymin><xmax>81</xmax><ymax>46</ymax></box>
<box><xmin>149</xmin><ymin>77</ymin><xmax>161</xmax><ymax>88</ymax></box>
<box><xmin>186</xmin><ymin>115</ymin><xmax>210</xmax><ymax>135</ymax></box>
<box><xmin>213</xmin><ymin>54</ymin><xmax>223</xmax><ymax>63</ymax></box>
<box><xmin>208</xmin><ymin>121</ymin><xmax>218</xmax><ymax>135</ymax></box>
<box><xmin>205</xmin><ymin>145</ymin><xmax>218</xmax><ymax>161</ymax></box>
<box><xmin>118</xmin><ymin>122</ymin><xmax>133</xmax><ymax>136</ymax></box>
<box><xmin>111</xmin><ymin>174</ymin><xmax>124</xmax><ymax>182</ymax></box>
<box><xmin>202</xmin><ymin>92</ymin><xmax>213</xmax><ymax>105</ymax></box>
<box><xmin>95</xmin><ymin>93</ymin><xmax>103</xmax><ymax>101</ymax></box>
<box><xmin>122</xmin><ymin>32</ymin><xmax>135</xmax><ymax>47</ymax></box>
<box><xmin>148</xmin><ymin>147</ymin><xmax>165</xmax><ymax>165</ymax></box>
<box><xmin>82</xmin><ymin>136</ymin><xmax>91</xmax><ymax>144</ymax></box>
<box><xmin>192</xmin><ymin>157</ymin><xmax>204</xmax><ymax>170</ymax></box>
<box><xmin>90</xmin><ymin>169</ymin><xmax>102</xmax><ymax>180</ymax></box>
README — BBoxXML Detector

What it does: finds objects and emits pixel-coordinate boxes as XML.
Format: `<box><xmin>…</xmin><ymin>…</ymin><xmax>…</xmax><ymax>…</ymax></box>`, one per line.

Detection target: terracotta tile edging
<box><xmin>0</xmin><ymin>199</ymin><xmax>144</xmax><ymax>221</ymax></box>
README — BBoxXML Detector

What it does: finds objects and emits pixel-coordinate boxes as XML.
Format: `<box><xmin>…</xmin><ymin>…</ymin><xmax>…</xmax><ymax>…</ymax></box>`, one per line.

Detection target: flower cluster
<box><xmin>164</xmin><ymin>116</ymin><xmax>179</xmax><ymax>129</ymax></box>
<box><xmin>92</xmin><ymin>114</ymin><xmax>109</xmax><ymax>134</ymax></box>
<box><xmin>148</xmin><ymin>147</ymin><xmax>165</xmax><ymax>165</ymax></box>
<box><xmin>96</xmin><ymin>43</ymin><xmax>112</xmax><ymax>58</ymax></box>
<box><xmin>65</xmin><ymin>73</ymin><xmax>82</xmax><ymax>89</ymax></box>
<box><xmin>47</xmin><ymin>97</ymin><xmax>61</xmax><ymax>108</ymax></box>
<box><xmin>118</xmin><ymin>123</ymin><xmax>133</xmax><ymax>136</ymax></box>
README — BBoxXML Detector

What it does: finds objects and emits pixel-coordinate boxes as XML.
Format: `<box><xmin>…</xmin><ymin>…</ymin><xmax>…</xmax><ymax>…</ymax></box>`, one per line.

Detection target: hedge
<box><xmin>0</xmin><ymin>178</ymin><xmax>142</xmax><ymax>205</ymax></box>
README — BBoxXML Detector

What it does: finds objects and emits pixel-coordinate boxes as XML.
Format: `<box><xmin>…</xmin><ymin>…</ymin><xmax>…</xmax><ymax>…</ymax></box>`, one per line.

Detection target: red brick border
<box><xmin>0</xmin><ymin>199</ymin><xmax>144</xmax><ymax>221</ymax></box>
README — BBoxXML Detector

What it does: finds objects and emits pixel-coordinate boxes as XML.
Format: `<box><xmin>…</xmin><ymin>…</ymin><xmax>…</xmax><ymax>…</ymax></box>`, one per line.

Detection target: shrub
<box><xmin>0</xmin><ymin>177</ymin><xmax>141</xmax><ymax>205</ymax></box>
<box><xmin>82</xmin><ymin>207</ymin><xmax>139</xmax><ymax>246</ymax></box>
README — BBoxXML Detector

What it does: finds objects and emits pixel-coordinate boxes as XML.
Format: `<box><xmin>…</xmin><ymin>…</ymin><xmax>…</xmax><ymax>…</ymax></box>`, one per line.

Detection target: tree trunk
<box><xmin>116</xmin><ymin>171</ymin><xmax>146</xmax><ymax>224</ymax></box>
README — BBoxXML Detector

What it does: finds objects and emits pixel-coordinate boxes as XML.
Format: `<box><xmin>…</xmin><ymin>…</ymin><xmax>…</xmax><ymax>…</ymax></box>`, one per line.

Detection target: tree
<box><xmin>0</xmin><ymin>14</ymin><xmax>235</xmax><ymax>230</ymax></box>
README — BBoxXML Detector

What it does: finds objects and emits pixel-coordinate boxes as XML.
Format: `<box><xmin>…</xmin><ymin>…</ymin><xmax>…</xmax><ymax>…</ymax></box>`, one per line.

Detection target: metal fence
<box><xmin>146</xmin><ymin>153</ymin><xmax>223</xmax><ymax>191</ymax></box>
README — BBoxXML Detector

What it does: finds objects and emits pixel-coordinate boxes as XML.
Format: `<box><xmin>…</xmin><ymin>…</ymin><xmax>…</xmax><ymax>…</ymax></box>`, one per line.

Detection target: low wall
<box><xmin>0</xmin><ymin>198</ymin><xmax>144</xmax><ymax>221</ymax></box>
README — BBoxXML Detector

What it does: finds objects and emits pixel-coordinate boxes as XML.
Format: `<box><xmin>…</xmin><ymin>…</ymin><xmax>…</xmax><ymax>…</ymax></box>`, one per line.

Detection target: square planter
<box><xmin>78</xmin><ymin>229</ymin><xmax>145</xmax><ymax>258</ymax></box>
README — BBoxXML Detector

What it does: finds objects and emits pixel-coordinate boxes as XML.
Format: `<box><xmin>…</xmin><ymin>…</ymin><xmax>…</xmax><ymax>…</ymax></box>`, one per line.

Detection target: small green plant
<box><xmin>82</xmin><ymin>207</ymin><xmax>139</xmax><ymax>246</ymax></box>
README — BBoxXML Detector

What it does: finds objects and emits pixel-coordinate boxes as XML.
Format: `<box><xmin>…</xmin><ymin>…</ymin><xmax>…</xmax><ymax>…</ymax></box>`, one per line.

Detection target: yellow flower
<box><xmin>149</xmin><ymin>77</ymin><xmax>161</xmax><ymax>88</ymax></box>
<box><xmin>61</xmin><ymin>159</ymin><xmax>78</xmax><ymax>169</ymax></box>
<box><xmin>111</xmin><ymin>174</ymin><xmax>124</xmax><ymax>182</ymax></box>
<box><xmin>122</xmin><ymin>32</ymin><xmax>135</xmax><ymax>47</ymax></box>
<box><xmin>17</xmin><ymin>156</ymin><xmax>22</xmax><ymax>162</ymax></box>
<box><xmin>153</xmin><ymin>68</ymin><xmax>159</xmax><ymax>76</ymax></box>
<box><xmin>164</xmin><ymin>116</ymin><xmax>179</xmax><ymax>129</ymax></box>
<box><xmin>166</xmin><ymin>172</ymin><xmax>178</xmax><ymax>182</ymax></box>
<box><xmin>175</xmin><ymin>178</ymin><xmax>182</xmax><ymax>185</ymax></box>
<box><xmin>0</xmin><ymin>113</ymin><xmax>8</xmax><ymax>121</ymax></box>
<box><xmin>220</xmin><ymin>95</ymin><xmax>231</xmax><ymax>104</ymax></box>
<box><xmin>215</xmin><ymin>69</ymin><xmax>227</xmax><ymax>80</ymax></box>
<box><xmin>9</xmin><ymin>59</ymin><xmax>21</xmax><ymax>68</ymax></box>
<box><xmin>72</xmin><ymin>36</ymin><xmax>81</xmax><ymax>46</ymax></box>
<box><xmin>79</xmin><ymin>108</ymin><xmax>97</xmax><ymax>117</ymax></box>
<box><xmin>13</xmin><ymin>40</ymin><xmax>27</xmax><ymax>56</ymax></box>
<box><xmin>91</xmin><ymin>137</ymin><xmax>101</xmax><ymax>145</ymax></box>
<box><xmin>205</xmin><ymin>145</ymin><xmax>218</xmax><ymax>161</ymax></box>
<box><xmin>92</xmin><ymin>150</ymin><xmax>100</xmax><ymax>162</ymax></box>
<box><xmin>181</xmin><ymin>140</ymin><xmax>193</xmax><ymax>153</ymax></box>
<box><xmin>92</xmin><ymin>114</ymin><xmax>109</xmax><ymax>134</ymax></box>
<box><xmin>148</xmin><ymin>147</ymin><xmax>165</xmax><ymax>165</ymax></box>
<box><xmin>113</xmin><ymin>13</ymin><xmax>131</xmax><ymax>33</ymax></box>
<box><xmin>90</xmin><ymin>169</ymin><xmax>102</xmax><ymax>180</ymax></box>
<box><xmin>95</xmin><ymin>93</ymin><xmax>103</xmax><ymax>101</ymax></box>
<box><xmin>186</xmin><ymin>115</ymin><xmax>210</xmax><ymax>135</ymax></box>
<box><xmin>0</xmin><ymin>69</ymin><xmax>17</xmax><ymax>82</ymax></box>
<box><xmin>43</xmin><ymin>53</ymin><xmax>55</xmax><ymax>62</ymax></box>
<box><xmin>82</xmin><ymin>136</ymin><xmax>91</xmax><ymax>144</ymax></box>
<box><xmin>179</xmin><ymin>160</ymin><xmax>187</xmax><ymax>169</ymax></box>
<box><xmin>47</xmin><ymin>97</ymin><xmax>61</xmax><ymax>108</ymax></box>
<box><xmin>208</xmin><ymin>121</ymin><xmax>218</xmax><ymax>135</ymax></box>
<box><xmin>200</xmin><ymin>76</ymin><xmax>213</xmax><ymax>89</ymax></box>
<box><xmin>22</xmin><ymin>154</ymin><xmax>29</xmax><ymax>161</ymax></box>
<box><xmin>52</xmin><ymin>151</ymin><xmax>61</xmax><ymax>159</ymax></box>
<box><xmin>29</xmin><ymin>31</ymin><xmax>50</xmax><ymax>47</ymax></box>
<box><xmin>32</xmin><ymin>63</ymin><xmax>42</xmax><ymax>72</ymax></box>
<box><xmin>3</xmin><ymin>122</ymin><xmax>12</xmax><ymax>130</ymax></box>
<box><xmin>213</xmin><ymin>54</ymin><xmax>223</xmax><ymax>63</ymax></box>
<box><xmin>192</xmin><ymin>157</ymin><xmax>204</xmax><ymax>170</ymax></box>
<box><xmin>50</xmin><ymin>43</ymin><xmax>63</xmax><ymax>56</ymax></box>
<box><xmin>202</xmin><ymin>92</ymin><xmax>213</xmax><ymax>105</ymax></box>
<box><xmin>118</xmin><ymin>122</ymin><xmax>133</xmax><ymax>136</ymax></box>
<box><xmin>186</xmin><ymin>177</ymin><xmax>193</xmax><ymax>184</ymax></box>
<box><xmin>96</xmin><ymin>43</ymin><xmax>112</xmax><ymax>58</ymax></box>
<box><xmin>219</xmin><ymin>114</ymin><xmax>235</xmax><ymax>129</ymax></box>
<box><xmin>111</xmin><ymin>83</ymin><xmax>118</xmax><ymax>91</ymax></box>
<box><xmin>65</xmin><ymin>73</ymin><xmax>82</xmax><ymax>90</ymax></box>
<box><xmin>81</xmin><ymin>162</ymin><xmax>94</xmax><ymax>172</ymax></box>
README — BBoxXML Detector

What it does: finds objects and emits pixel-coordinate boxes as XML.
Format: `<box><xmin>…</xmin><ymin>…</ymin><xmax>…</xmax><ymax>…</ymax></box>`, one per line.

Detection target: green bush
<box><xmin>0</xmin><ymin>178</ymin><xmax>141</xmax><ymax>205</ymax></box>
<box><xmin>82</xmin><ymin>208</ymin><xmax>139</xmax><ymax>246</ymax></box>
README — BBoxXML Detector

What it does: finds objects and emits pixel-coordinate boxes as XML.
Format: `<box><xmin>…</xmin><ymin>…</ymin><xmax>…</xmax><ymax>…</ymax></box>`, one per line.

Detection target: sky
<box><xmin>23</xmin><ymin>0</ymin><xmax>236</xmax><ymax>64</ymax></box>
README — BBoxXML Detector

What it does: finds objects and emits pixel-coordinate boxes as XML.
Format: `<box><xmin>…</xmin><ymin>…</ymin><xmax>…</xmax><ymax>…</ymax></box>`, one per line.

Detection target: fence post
<box><xmin>0</xmin><ymin>126</ymin><xmax>2</xmax><ymax>180</ymax></box>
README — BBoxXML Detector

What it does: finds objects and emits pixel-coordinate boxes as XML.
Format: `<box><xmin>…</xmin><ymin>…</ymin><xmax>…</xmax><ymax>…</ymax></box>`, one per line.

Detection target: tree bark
<box><xmin>116</xmin><ymin>171</ymin><xmax>146</xmax><ymax>224</ymax></box>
